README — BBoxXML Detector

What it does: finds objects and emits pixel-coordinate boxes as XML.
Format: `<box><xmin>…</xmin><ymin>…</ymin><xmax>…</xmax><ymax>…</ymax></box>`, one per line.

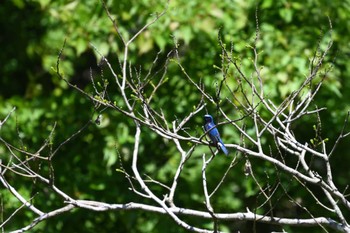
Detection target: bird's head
<box><xmin>204</xmin><ymin>114</ymin><xmax>214</xmax><ymax>123</ymax></box>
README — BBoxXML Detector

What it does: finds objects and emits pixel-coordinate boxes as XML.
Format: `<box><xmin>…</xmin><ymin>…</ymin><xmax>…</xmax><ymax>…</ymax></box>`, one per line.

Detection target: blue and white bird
<box><xmin>204</xmin><ymin>114</ymin><xmax>229</xmax><ymax>155</ymax></box>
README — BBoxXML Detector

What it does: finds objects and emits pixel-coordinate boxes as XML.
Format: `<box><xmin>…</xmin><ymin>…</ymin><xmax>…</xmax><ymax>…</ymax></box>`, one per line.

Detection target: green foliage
<box><xmin>1</xmin><ymin>0</ymin><xmax>350</xmax><ymax>232</ymax></box>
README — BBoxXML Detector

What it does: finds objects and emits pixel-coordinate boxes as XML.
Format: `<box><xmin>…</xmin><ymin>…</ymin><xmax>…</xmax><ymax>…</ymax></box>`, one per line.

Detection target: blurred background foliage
<box><xmin>1</xmin><ymin>0</ymin><xmax>350</xmax><ymax>232</ymax></box>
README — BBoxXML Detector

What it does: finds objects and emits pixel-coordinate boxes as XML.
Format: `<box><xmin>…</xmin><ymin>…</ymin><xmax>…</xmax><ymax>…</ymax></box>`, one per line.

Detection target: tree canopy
<box><xmin>1</xmin><ymin>0</ymin><xmax>350</xmax><ymax>233</ymax></box>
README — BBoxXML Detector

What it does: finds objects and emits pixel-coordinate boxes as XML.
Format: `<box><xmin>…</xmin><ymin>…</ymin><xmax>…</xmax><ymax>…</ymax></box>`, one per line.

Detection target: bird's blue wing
<box><xmin>205</xmin><ymin>122</ymin><xmax>229</xmax><ymax>155</ymax></box>
<box><xmin>207</xmin><ymin>126</ymin><xmax>220</xmax><ymax>144</ymax></box>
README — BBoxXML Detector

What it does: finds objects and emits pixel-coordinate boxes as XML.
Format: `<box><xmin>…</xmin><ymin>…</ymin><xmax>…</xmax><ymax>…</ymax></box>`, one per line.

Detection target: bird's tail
<box><xmin>217</xmin><ymin>141</ymin><xmax>229</xmax><ymax>156</ymax></box>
